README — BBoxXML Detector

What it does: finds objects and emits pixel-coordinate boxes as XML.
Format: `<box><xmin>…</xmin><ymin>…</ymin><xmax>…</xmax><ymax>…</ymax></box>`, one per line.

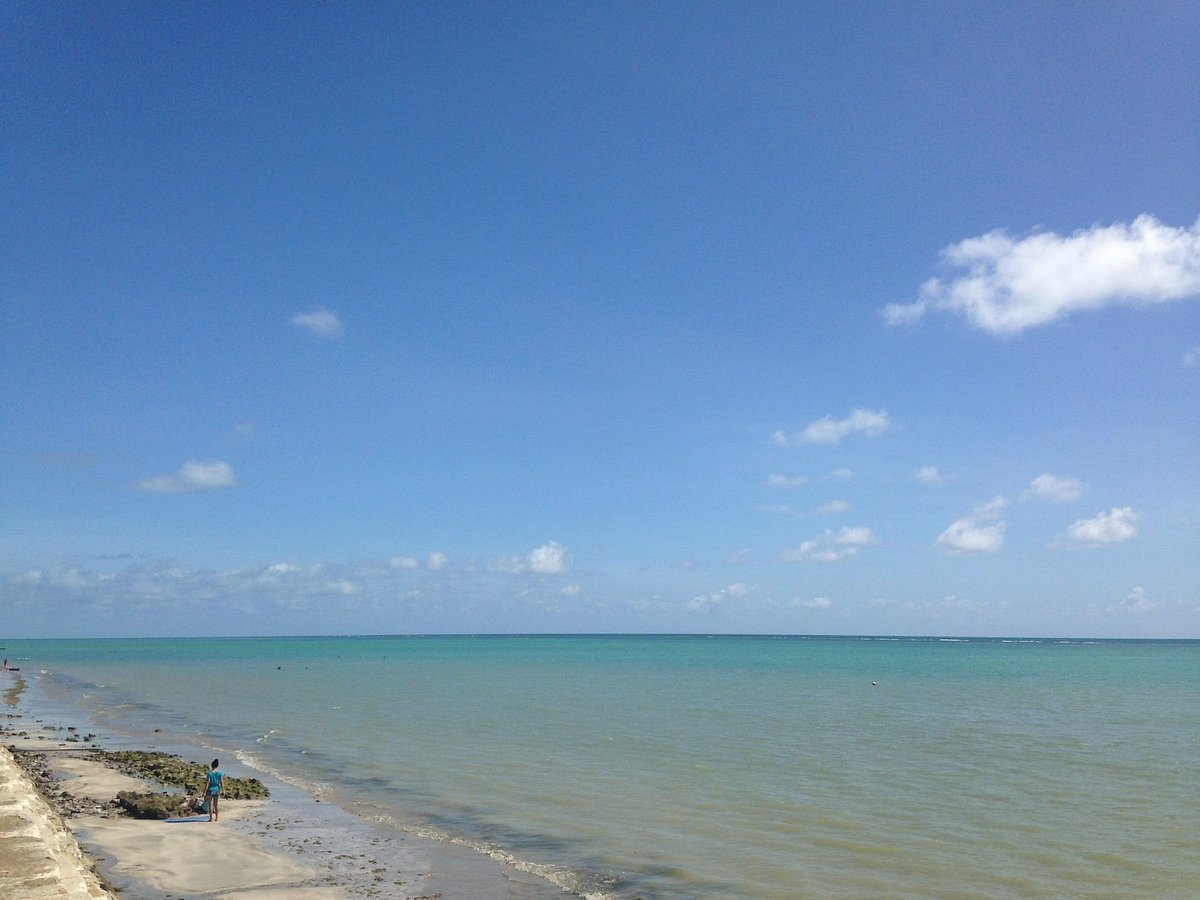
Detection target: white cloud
<box><xmin>389</xmin><ymin>556</ymin><xmax>420</xmax><ymax>570</ymax></box>
<box><xmin>527</xmin><ymin>541</ymin><xmax>571</xmax><ymax>574</ymax></box>
<box><xmin>772</xmin><ymin>409</ymin><xmax>891</xmax><ymax>447</ymax></box>
<box><xmin>688</xmin><ymin>582</ymin><xmax>749</xmax><ymax>611</ymax></box>
<box><xmin>137</xmin><ymin>460</ymin><xmax>237</xmax><ymax>493</ymax></box>
<box><xmin>781</xmin><ymin>526</ymin><xmax>877</xmax><ymax>562</ymax></box>
<box><xmin>830</xmin><ymin>468</ymin><xmax>854</xmax><ymax>480</ymax></box>
<box><xmin>426</xmin><ymin>552</ymin><xmax>449</xmax><ymax>571</ymax></box>
<box><xmin>936</xmin><ymin>518</ymin><xmax>1006</xmax><ymax>555</ymax></box>
<box><xmin>973</xmin><ymin>495</ymin><xmax>1009</xmax><ymax>517</ymax></box>
<box><xmin>1107</xmin><ymin>586</ymin><xmax>1157</xmax><ymax>615</ymax></box>
<box><xmin>835</xmin><ymin>526</ymin><xmax>876</xmax><ymax>546</ymax></box>
<box><xmin>290</xmin><ymin>307</ymin><xmax>344</xmax><ymax>337</ymax></box>
<box><xmin>490</xmin><ymin>541</ymin><xmax>573</xmax><ymax>575</ymax></box>
<box><xmin>1184</xmin><ymin>346</ymin><xmax>1200</xmax><ymax>367</ymax></box>
<box><xmin>1028</xmin><ymin>473</ymin><xmax>1085</xmax><ymax>502</ymax></box>
<box><xmin>916</xmin><ymin>465</ymin><xmax>945</xmax><ymax>485</ymax></box>
<box><xmin>814</xmin><ymin>500</ymin><xmax>850</xmax><ymax>515</ymax></box>
<box><xmin>561</xmin><ymin>584</ymin><xmax>582</xmax><ymax>597</ymax></box>
<box><xmin>46</xmin><ymin>568</ymin><xmax>88</xmax><ymax>590</ymax></box>
<box><xmin>792</xmin><ymin>596</ymin><xmax>832</xmax><ymax>609</ymax></box>
<box><xmin>767</xmin><ymin>474</ymin><xmax>808</xmax><ymax>487</ymax></box>
<box><xmin>1066</xmin><ymin>507</ymin><xmax>1138</xmax><ymax>545</ymax></box>
<box><xmin>885</xmin><ymin>215</ymin><xmax>1200</xmax><ymax>334</ymax></box>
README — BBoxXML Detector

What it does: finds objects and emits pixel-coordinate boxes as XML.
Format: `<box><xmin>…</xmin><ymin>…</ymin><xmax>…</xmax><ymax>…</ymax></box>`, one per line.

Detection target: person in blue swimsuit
<box><xmin>205</xmin><ymin>758</ymin><xmax>224</xmax><ymax>822</ymax></box>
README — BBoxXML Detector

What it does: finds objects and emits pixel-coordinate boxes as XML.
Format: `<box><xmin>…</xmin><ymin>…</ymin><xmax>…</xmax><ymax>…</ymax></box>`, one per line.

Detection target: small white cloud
<box><xmin>814</xmin><ymin>500</ymin><xmax>850</xmax><ymax>515</ymax></box>
<box><xmin>1107</xmin><ymin>585</ymin><xmax>1157</xmax><ymax>615</ymax></box>
<box><xmin>49</xmin><ymin>568</ymin><xmax>89</xmax><ymax>590</ymax></box>
<box><xmin>767</xmin><ymin>474</ymin><xmax>808</xmax><ymax>487</ymax></box>
<box><xmin>137</xmin><ymin>460</ymin><xmax>236</xmax><ymax>493</ymax></box>
<box><xmin>490</xmin><ymin>541</ymin><xmax>572</xmax><ymax>575</ymax></box>
<box><xmin>1028</xmin><ymin>473</ymin><xmax>1085</xmax><ymax>502</ymax></box>
<box><xmin>885</xmin><ymin>216</ymin><xmax>1200</xmax><ymax>334</ymax></box>
<box><xmin>688</xmin><ymin>582</ymin><xmax>749</xmax><ymax>611</ymax></box>
<box><xmin>829</xmin><ymin>468</ymin><xmax>854</xmax><ymax>480</ymax></box>
<box><xmin>793</xmin><ymin>596</ymin><xmax>832</xmax><ymax>609</ymax></box>
<box><xmin>936</xmin><ymin>518</ymin><xmax>1006</xmax><ymax>555</ymax></box>
<box><xmin>773</xmin><ymin>409</ymin><xmax>892</xmax><ymax>447</ymax></box>
<box><xmin>916</xmin><ymin>466</ymin><xmax>945</xmax><ymax>485</ymax></box>
<box><xmin>835</xmin><ymin>526</ymin><xmax>876</xmax><ymax>546</ymax></box>
<box><xmin>389</xmin><ymin>556</ymin><xmax>420</xmax><ymax>570</ymax></box>
<box><xmin>1184</xmin><ymin>346</ymin><xmax>1200</xmax><ymax>367</ymax></box>
<box><xmin>1066</xmin><ymin>507</ymin><xmax>1138</xmax><ymax>545</ymax></box>
<box><xmin>290</xmin><ymin>307</ymin><xmax>344</xmax><ymax>337</ymax></box>
<box><xmin>527</xmin><ymin>541</ymin><xmax>571</xmax><ymax>574</ymax></box>
<box><xmin>726</xmin><ymin>548</ymin><xmax>752</xmax><ymax>565</ymax></box>
<box><xmin>561</xmin><ymin>584</ymin><xmax>582</xmax><ymax>597</ymax></box>
<box><xmin>782</xmin><ymin>527</ymin><xmax>877</xmax><ymax>562</ymax></box>
<box><xmin>426</xmin><ymin>552</ymin><xmax>449</xmax><ymax>571</ymax></box>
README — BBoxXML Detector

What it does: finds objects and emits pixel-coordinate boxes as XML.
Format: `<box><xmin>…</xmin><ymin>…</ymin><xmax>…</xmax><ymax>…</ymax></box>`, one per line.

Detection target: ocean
<box><xmin>6</xmin><ymin>635</ymin><xmax>1199</xmax><ymax>898</ymax></box>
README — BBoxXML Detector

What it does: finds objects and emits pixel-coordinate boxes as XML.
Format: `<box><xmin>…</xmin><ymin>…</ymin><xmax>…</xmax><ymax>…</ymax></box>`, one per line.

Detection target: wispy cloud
<box><xmin>136</xmin><ymin>460</ymin><xmax>236</xmax><ymax>493</ymax></box>
<box><xmin>1107</xmin><ymin>585</ymin><xmax>1156</xmax><ymax>615</ymax></box>
<box><xmin>885</xmin><ymin>215</ymin><xmax>1200</xmax><ymax>334</ymax></box>
<box><xmin>1027</xmin><ymin>473</ymin><xmax>1085</xmax><ymax>502</ymax></box>
<box><xmin>767</xmin><ymin>474</ymin><xmax>808</xmax><ymax>487</ymax></box>
<box><xmin>791</xmin><ymin>596</ymin><xmax>832</xmax><ymax>609</ymax></box>
<box><xmin>290</xmin><ymin>307</ymin><xmax>344</xmax><ymax>337</ymax></box>
<box><xmin>688</xmin><ymin>582</ymin><xmax>750</xmax><ymax>611</ymax></box>
<box><xmin>1065</xmin><ymin>507</ymin><xmax>1137</xmax><ymax>545</ymax></box>
<box><xmin>782</xmin><ymin>526</ymin><xmax>877</xmax><ymax>562</ymax></box>
<box><xmin>916</xmin><ymin>465</ymin><xmax>946</xmax><ymax>485</ymax></box>
<box><xmin>771</xmin><ymin>409</ymin><xmax>891</xmax><ymax>447</ymax></box>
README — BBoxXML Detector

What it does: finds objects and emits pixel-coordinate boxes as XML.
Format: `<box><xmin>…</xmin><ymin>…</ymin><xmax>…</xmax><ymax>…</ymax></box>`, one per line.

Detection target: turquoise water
<box><xmin>9</xmin><ymin>635</ymin><xmax>1200</xmax><ymax>897</ymax></box>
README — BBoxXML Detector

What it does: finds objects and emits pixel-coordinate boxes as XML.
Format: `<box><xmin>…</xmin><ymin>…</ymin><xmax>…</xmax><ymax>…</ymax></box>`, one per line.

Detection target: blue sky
<box><xmin>3</xmin><ymin>2</ymin><xmax>1198</xmax><ymax>638</ymax></box>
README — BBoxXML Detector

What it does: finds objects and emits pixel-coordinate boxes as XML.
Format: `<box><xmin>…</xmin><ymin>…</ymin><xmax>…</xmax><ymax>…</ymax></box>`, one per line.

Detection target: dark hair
<box><xmin>211</xmin><ymin>758</ymin><xmax>219</xmax><ymax>769</ymax></box>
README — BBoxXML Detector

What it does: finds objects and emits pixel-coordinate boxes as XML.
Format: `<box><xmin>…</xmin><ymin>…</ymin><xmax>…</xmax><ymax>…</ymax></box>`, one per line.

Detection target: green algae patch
<box><xmin>96</xmin><ymin>751</ymin><xmax>269</xmax><ymax>799</ymax></box>
<box><xmin>114</xmin><ymin>790</ymin><xmax>189</xmax><ymax>819</ymax></box>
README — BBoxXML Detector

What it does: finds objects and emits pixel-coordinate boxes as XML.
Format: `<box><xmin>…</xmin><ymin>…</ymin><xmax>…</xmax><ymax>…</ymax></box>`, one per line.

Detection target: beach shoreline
<box><xmin>0</xmin><ymin>741</ymin><xmax>111</xmax><ymax>899</ymax></box>
<box><xmin>1</xmin><ymin>669</ymin><xmax>536</xmax><ymax>899</ymax></box>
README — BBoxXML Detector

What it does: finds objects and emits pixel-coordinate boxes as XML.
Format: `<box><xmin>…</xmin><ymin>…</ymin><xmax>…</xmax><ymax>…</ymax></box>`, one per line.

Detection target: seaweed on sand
<box><xmin>96</xmin><ymin>750</ymin><xmax>269</xmax><ymax>800</ymax></box>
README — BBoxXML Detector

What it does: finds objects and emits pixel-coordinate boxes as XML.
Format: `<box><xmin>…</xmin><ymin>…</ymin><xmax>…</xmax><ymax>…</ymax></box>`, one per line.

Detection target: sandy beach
<box><xmin>1</xmin><ymin>673</ymin><xmax>440</xmax><ymax>899</ymax></box>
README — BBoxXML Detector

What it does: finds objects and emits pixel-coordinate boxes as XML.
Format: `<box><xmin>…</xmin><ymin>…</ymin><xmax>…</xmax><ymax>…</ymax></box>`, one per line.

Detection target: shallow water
<box><xmin>11</xmin><ymin>635</ymin><xmax>1200</xmax><ymax>897</ymax></box>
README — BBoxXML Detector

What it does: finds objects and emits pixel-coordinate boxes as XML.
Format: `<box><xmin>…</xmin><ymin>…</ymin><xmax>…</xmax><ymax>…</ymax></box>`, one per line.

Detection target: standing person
<box><xmin>205</xmin><ymin>758</ymin><xmax>224</xmax><ymax>822</ymax></box>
